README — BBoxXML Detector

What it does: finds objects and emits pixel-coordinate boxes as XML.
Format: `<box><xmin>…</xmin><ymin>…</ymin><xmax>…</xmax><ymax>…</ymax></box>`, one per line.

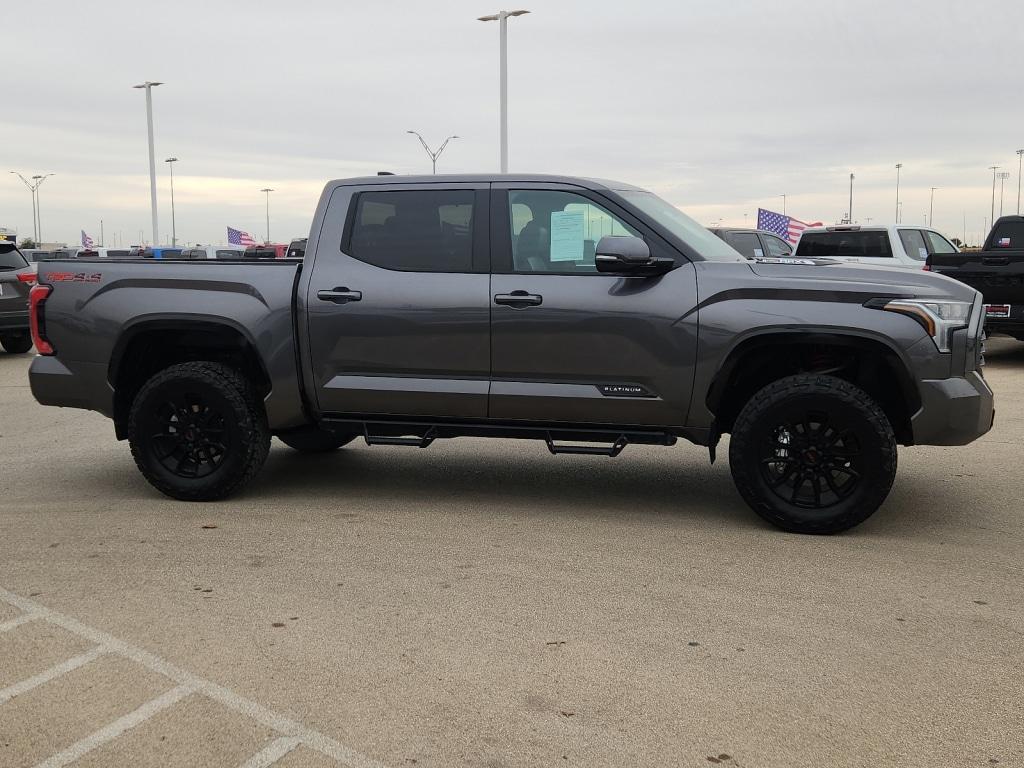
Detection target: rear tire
<box><xmin>728</xmin><ymin>374</ymin><xmax>897</xmax><ymax>534</ymax></box>
<box><xmin>0</xmin><ymin>333</ymin><xmax>32</xmax><ymax>354</ymax></box>
<box><xmin>127</xmin><ymin>362</ymin><xmax>270</xmax><ymax>501</ymax></box>
<box><xmin>276</xmin><ymin>426</ymin><xmax>356</xmax><ymax>453</ymax></box>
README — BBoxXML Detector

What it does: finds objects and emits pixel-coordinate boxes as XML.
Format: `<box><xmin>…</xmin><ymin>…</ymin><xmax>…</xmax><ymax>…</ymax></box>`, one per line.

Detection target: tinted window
<box><xmin>725</xmin><ymin>232</ymin><xmax>762</xmax><ymax>259</ymax></box>
<box><xmin>106</xmin><ymin>250</ymin><xmax>131</xmax><ymax>259</ymax></box>
<box><xmin>898</xmin><ymin>229</ymin><xmax>929</xmax><ymax>261</ymax></box>
<box><xmin>988</xmin><ymin>221</ymin><xmax>1024</xmax><ymax>249</ymax></box>
<box><xmin>796</xmin><ymin>231</ymin><xmax>893</xmax><ymax>258</ymax></box>
<box><xmin>924</xmin><ymin>230</ymin><xmax>957</xmax><ymax>254</ymax></box>
<box><xmin>508</xmin><ymin>190</ymin><xmax>639</xmax><ymax>273</ymax></box>
<box><xmin>215</xmin><ymin>250</ymin><xmax>240</xmax><ymax>259</ymax></box>
<box><xmin>348</xmin><ymin>190</ymin><xmax>474</xmax><ymax>272</ymax></box>
<box><xmin>0</xmin><ymin>247</ymin><xmax>28</xmax><ymax>270</ymax></box>
<box><xmin>762</xmin><ymin>234</ymin><xmax>792</xmax><ymax>257</ymax></box>
<box><xmin>618</xmin><ymin>190</ymin><xmax>742</xmax><ymax>261</ymax></box>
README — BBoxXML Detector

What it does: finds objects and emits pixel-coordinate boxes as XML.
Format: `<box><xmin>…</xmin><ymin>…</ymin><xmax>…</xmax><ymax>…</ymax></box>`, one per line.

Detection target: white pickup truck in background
<box><xmin>793</xmin><ymin>224</ymin><xmax>959</xmax><ymax>268</ymax></box>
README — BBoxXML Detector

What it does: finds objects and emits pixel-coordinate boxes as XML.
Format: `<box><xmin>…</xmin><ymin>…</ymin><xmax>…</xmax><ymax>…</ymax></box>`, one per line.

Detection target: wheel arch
<box><xmin>706</xmin><ymin>330</ymin><xmax>921</xmax><ymax>445</ymax></box>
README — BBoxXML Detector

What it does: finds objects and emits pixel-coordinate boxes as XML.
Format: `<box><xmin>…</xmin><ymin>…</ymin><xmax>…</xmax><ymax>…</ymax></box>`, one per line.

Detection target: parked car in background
<box><xmin>28</xmin><ymin>174</ymin><xmax>992</xmax><ymax>534</ymax></box>
<box><xmin>287</xmin><ymin>238</ymin><xmax>307</xmax><ymax>258</ymax></box>
<box><xmin>142</xmin><ymin>247</ymin><xmax>184</xmax><ymax>260</ymax></box>
<box><xmin>178</xmin><ymin>245</ymin><xmax>247</xmax><ymax>260</ymax></box>
<box><xmin>22</xmin><ymin>248</ymin><xmax>79</xmax><ymax>262</ymax></box>
<box><xmin>76</xmin><ymin>248</ymin><xmax>133</xmax><ymax>259</ymax></box>
<box><xmin>927</xmin><ymin>215</ymin><xmax>1024</xmax><ymax>341</ymax></box>
<box><xmin>794</xmin><ymin>225</ymin><xmax>958</xmax><ymax>268</ymax></box>
<box><xmin>0</xmin><ymin>242</ymin><xmax>35</xmax><ymax>354</ymax></box>
<box><xmin>243</xmin><ymin>243</ymin><xmax>288</xmax><ymax>259</ymax></box>
<box><xmin>708</xmin><ymin>227</ymin><xmax>793</xmax><ymax>259</ymax></box>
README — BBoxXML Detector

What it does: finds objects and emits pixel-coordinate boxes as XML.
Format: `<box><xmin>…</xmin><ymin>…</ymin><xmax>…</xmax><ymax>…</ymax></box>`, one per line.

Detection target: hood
<box><xmin>746</xmin><ymin>258</ymin><xmax>978</xmax><ymax>302</ymax></box>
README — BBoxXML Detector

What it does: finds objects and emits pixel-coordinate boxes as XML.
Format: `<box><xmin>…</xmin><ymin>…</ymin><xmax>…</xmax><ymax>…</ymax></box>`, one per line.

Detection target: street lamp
<box><xmin>9</xmin><ymin>171</ymin><xmax>53</xmax><ymax>243</ymax></box>
<box><xmin>998</xmin><ymin>171</ymin><xmax>1011</xmax><ymax>217</ymax></box>
<box><xmin>260</xmin><ymin>188</ymin><xmax>274</xmax><ymax>243</ymax></box>
<box><xmin>780</xmin><ymin>193</ymin><xmax>786</xmax><ymax>215</ymax></box>
<box><xmin>406</xmin><ymin>131</ymin><xmax>460</xmax><ymax>174</ymax></box>
<box><xmin>133</xmin><ymin>81</ymin><xmax>163</xmax><ymax>245</ymax></box>
<box><xmin>897</xmin><ymin>201</ymin><xmax>903</xmax><ymax>224</ymax></box>
<box><xmin>1017</xmin><ymin>149</ymin><xmax>1024</xmax><ymax>215</ymax></box>
<box><xmin>478</xmin><ymin>9</ymin><xmax>529</xmax><ymax>173</ymax></box>
<box><xmin>848</xmin><ymin>173</ymin><xmax>854</xmax><ymax>223</ymax></box>
<box><xmin>929</xmin><ymin>187</ymin><xmax>938</xmax><ymax>226</ymax></box>
<box><xmin>989</xmin><ymin>165</ymin><xmax>999</xmax><ymax>226</ymax></box>
<box><xmin>165</xmin><ymin>158</ymin><xmax>178</xmax><ymax>247</ymax></box>
<box><xmin>895</xmin><ymin>163</ymin><xmax>902</xmax><ymax>222</ymax></box>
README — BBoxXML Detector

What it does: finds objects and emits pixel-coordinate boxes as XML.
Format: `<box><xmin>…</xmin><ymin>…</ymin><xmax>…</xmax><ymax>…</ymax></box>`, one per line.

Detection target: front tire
<box><xmin>0</xmin><ymin>333</ymin><xmax>33</xmax><ymax>354</ymax></box>
<box><xmin>728</xmin><ymin>374</ymin><xmax>897</xmax><ymax>534</ymax></box>
<box><xmin>127</xmin><ymin>362</ymin><xmax>270</xmax><ymax>501</ymax></box>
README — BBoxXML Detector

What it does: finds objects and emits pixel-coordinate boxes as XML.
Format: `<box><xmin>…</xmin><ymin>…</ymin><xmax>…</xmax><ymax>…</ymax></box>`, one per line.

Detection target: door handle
<box><xmin>494</xmin><ymin>290</ymin><xmax>542</xmax><ymax>308</ymax></box>
<box><xmin>317</xmin><ymin>287</ymin><xmax>362</xmax><ymax>304</ymax></box>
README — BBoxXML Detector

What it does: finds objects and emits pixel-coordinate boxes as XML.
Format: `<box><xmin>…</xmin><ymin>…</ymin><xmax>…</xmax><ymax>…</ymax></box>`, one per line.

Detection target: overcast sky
<box><xmin>3</xmin><ymin>0</ymin><xmax>1022</xmax><ymax>248</ymax></box>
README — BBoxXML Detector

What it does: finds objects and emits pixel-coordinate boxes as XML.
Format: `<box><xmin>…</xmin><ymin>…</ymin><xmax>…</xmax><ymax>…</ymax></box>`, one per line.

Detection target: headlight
<box><xmin>872</xmin><ymin>299</ymin><xmax>973</xmax><ymax>353</ymax></box>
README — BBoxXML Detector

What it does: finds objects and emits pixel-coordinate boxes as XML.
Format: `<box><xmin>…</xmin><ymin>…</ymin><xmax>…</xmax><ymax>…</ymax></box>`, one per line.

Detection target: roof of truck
<box><xmin>328</xmin><ymin>174</ymin><xmax>646</xmax><ymax>192</ymax></box>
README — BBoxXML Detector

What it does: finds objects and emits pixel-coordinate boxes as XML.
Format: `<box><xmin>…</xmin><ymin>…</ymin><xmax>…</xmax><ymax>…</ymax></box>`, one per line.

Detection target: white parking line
<box><xmin>0</xmin><ymin>612</ymin><xmax>41</xmax><ymax>632</ymax></box>
<box><xmin>0</xmin><ymin>645</ymin><xmax>107</xmax><ymax>705</ymax></box>
<box><xmin>0</xmin><ymin>587</ymin><xmax>390</xmax><ymax>768</ymax></box>
<box><xmin>239</xmin><ymin>736</ymin><xmax>303</xmax><ymax>768</ymax></box>
<box><xmin>35</xmin><ymin>684</ymin><xmax>194</xmax><ymax>768</ymax></box>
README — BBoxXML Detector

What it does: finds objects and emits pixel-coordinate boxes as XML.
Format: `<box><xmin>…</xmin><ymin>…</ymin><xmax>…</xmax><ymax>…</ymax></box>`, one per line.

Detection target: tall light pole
<box><xmin>406</xmin><ymin>131</ymin><xmax>460</xmax><ymax>174</ymax></box>
<box><xmin>165</xmin><ymin>157</ymin><xmax>178</xmax><ymax>247</ymax></box>
<box><xmin>260</xmin><ymin>188</ymin><xmax>274</xmax><ymax>243</ymax></box>
<box><xmin>478</xmin><ymin>9</ymin><xmax>529</xmax><ymax>173</ymax></box>
<box><xmin>1017</xmin><ymin>149</ymin><xmax>1024</xmax><ymax>215</ymax></box>
<box><xmin>10</xmin><ymin>171</ymin><xmax>53</xmax><ymax>243</ymax></box>
<box><xmin>894</xmin><ymin>163</ymin><xmax>902</xmax><ymax>223</ymax></box>
<box><xmin>780</xmin><ymin>193</ymin><xmax>786</xmax><ymax>215</ymax></box>
<box><xmin>989</xmin><ymin>165</ymin><xmax>999</xmax><ymax>226</ymax></box>
<box><xmin>998</xmin><ymin>171</ymin><xmax>1011</xmax><ymax>217</ymax></box>
<box><xmin>929</xmin><ymin>187</ymin><xmax>937</xmax><ymax>226</ymax></box>
<box><xmin>133</xmin><ymin>81</ymin><xmax>163</xmax><ymax>245</ymax></box>
<box><xmin>848</xmin><ymin>173</ymin><xmax>854</xmax><ymax>223</ymax></box>
<box><xmin>897</xmin><ymin>201</ymin><xmax>903</xmax><ymax>224</ymax></box>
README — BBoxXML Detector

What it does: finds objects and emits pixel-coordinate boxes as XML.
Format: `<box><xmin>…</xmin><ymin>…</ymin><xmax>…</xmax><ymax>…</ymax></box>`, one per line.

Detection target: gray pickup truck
<box><xmin>28</xmin><ymin>174</ymin><xmax>993</xmax><ymax>533</ymax></box>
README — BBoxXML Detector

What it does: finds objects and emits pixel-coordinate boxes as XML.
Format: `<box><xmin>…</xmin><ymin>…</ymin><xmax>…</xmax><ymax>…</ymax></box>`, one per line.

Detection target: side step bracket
<box><xmin>544</xmin><ymin>433</ymin><xmax>628</xmax><ymax>457</ymax></box>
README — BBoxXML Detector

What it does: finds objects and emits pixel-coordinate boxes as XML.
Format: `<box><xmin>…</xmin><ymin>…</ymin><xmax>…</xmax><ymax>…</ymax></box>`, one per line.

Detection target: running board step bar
<box><xmin>323</xmin><ymin>418</ymin><xmax>676</xmax><ymax>454</ymax></box>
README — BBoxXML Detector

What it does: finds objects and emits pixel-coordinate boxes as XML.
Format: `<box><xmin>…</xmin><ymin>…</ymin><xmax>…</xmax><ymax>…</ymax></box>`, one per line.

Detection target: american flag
<box><xmin>227</xmin><ymin>226</ymin><xmax>256</xmax><ymax>247</ymax></box>
<box><xmin>757</xmin><ymin>208</ymin><xmax>823</xmax><ymax>245</ymax></box>
<box><xmin>81</xmin><ymin>230</ymin><xmax>95</xmax><ymax>249</ymax></box>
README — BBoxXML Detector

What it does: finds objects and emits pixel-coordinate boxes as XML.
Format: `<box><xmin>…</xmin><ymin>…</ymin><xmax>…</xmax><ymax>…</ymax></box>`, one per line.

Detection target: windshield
<box><xmin>0</xmin><ymin>246</ymin><xmax>28</xmax><ymax>270</ymax></box>
<box><xmin>618</xmin><ymin>190</ymin><xmax>745</xmax><ymax>262</ymax></box>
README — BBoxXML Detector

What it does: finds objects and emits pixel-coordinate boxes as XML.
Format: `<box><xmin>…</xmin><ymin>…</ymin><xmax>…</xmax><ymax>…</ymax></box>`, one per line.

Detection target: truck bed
<box><xmin>30</xmin><ymin>258</ymin><xmax>307</xmax><ymax>430</ymax></box>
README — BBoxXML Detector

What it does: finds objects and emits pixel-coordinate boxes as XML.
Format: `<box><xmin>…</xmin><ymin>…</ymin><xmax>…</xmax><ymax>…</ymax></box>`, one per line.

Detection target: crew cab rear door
<box><xmin>305</xmin><ymin>181</ymin><xmax>491</xmax><ymax>417</ymax></box>
<box><xmin>488</xmin><ymin>182</ymin><xmax>698</xmax><ymax>426</ymax></box>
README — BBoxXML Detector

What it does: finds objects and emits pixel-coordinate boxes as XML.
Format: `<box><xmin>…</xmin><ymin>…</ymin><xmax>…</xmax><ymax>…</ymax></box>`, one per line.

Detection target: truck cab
<box><xmin>794</xmin><ymin>224</ymin><xmax>958</xmax><ymax>268</ymax></box>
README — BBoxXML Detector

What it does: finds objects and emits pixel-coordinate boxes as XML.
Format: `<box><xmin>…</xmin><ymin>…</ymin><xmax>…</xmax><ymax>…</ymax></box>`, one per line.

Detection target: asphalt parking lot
<box><xmin>1</xmin><ymin>340</ymin><xmax>1022</xmax><ymax>768</ymax></box>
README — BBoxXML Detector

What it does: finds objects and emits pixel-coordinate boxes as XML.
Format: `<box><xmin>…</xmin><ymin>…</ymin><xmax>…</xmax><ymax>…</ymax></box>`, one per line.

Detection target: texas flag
<box><xmin>81</xmin><ymin>230</ymin><xmax>95</xmax><ymax>249</ymax></box>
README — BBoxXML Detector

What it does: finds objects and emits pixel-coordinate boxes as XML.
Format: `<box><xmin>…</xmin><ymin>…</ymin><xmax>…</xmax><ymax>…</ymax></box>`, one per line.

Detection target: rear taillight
<box><xmin>17</xmin><ymin>273</ymin><xmax>37</xmax><ymax>285</ymax></box>
<box><xmin>29</xmin><ymin>284</ymin><xmax>54</xmax><ymax>355</ymax></box>
<box><xmin>922</xmin><ymin>264</ymin><xmax>931</xmax><ymax>271</ymax></box>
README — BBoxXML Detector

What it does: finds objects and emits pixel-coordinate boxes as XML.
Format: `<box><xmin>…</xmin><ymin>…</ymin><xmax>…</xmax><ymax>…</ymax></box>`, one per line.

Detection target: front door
<box><xmin>306</xmin><ymin>182</ymin><xmax>491</xmax><ymax>418</ymax></box>
<box><xmin>489</xmin><ymin>183</ymin><xmax>698</xmax><ymax>427</ymax></box>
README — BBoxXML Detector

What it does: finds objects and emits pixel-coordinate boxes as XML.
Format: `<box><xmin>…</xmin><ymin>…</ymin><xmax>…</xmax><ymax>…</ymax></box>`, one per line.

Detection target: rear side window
<box><xmin>796</xmin><ymin>231</ymin><xmax>893</xmax><ymax>258</ymax></box>
<box><xmin>988</xmin><ymin>221</ymin><xmax>1024</xmax><ymax>249</ymax></box>
<box><xmin>923</xmin><ymin>230</ymin><xmax>956</xmax><ymax>254</ymax></box>
<box><xmin>215</xmin><ymin>250</ymin><xmax>239</xmax><ymax>259</ymax></box>
<box><xmin>0</xmin><ymin>248</ymin><xmax>28</xmax><ymax>270</ymax></box>
<box><xmin>762</xmin><ymin>234</ymin><xmax>792</xmax><ymax>257</ymax></box>
<box><xmin>725</xmin><ymin>232</ymin><xmax>762</xmax><ymax>259</ymax></box>
<box><xmin>898</xmin><ymin>229</ymin><xmax>929</xmax><ymax>261</ymax></box>
<box><xmin>347</xmin><ymin>190</ymin><xmax>474</xmax><ymax>272</ymax></box>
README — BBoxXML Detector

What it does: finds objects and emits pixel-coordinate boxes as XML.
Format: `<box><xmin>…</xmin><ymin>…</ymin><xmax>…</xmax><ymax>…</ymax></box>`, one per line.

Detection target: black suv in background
<box><xmin>0</xmin><ymin>242</ymin><xmax>35</xmax><ymax>354</ymax></box>
<box><xmin>709</xmin><ymin>227</ymin><xmax>792</xmax><ymax>259</ymax></box>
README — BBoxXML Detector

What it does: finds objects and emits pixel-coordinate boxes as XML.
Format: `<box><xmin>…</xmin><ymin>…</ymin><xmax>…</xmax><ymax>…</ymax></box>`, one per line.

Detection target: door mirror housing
<box><xmin>595</xmin><ymin>236</ymin><xmax>673</xmax><ymax>275</ymax></box>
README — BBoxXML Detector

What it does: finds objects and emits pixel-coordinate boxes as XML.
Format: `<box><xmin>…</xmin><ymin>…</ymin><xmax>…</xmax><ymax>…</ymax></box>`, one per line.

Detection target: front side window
<box><xmin>508</xmin><ymin>190</ymin><xmax>639</xmax><ymax>273</ymax></box>
<box><xmin>725</xmin><ymin>232</ymin><xmax>762</xmax><ymax>259</ymax></box>
<box><xmin>898</xmin><ymin>229</ymin><xmax>929</xmax><ymax>261</ymax></box>
<box><xmin>924</xmin><ymin>230</ymin><xmax>957</xmax><ymax>254</ymax></box>
<box><xmin>347</xmin><ymin>189</ymin><xmax>474</xmax><ymax>272</ymax></box>
<box><xmin>763</xmin><ymin>234</ymin><xmax>792</xmax><ymax>257</ymax></box>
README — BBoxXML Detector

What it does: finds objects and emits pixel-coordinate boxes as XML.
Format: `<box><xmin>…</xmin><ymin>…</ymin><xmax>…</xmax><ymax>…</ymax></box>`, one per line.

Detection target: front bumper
<box><xmin>911</xmin><ymin>370</ymin><xmax>994</xmax><ymax>446</ymax></box>
<box><xmin>0</xmin><ymin>309</ymin><xmax>29</xmax><ymax>332</ymax></box>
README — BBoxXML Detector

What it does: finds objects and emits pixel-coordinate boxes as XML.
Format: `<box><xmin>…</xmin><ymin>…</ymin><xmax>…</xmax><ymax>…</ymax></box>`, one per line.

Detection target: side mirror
<box><xmin>595</xmin><ymin>236</ymin><xmax>673</xmax><ymax>275</ymax></box>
